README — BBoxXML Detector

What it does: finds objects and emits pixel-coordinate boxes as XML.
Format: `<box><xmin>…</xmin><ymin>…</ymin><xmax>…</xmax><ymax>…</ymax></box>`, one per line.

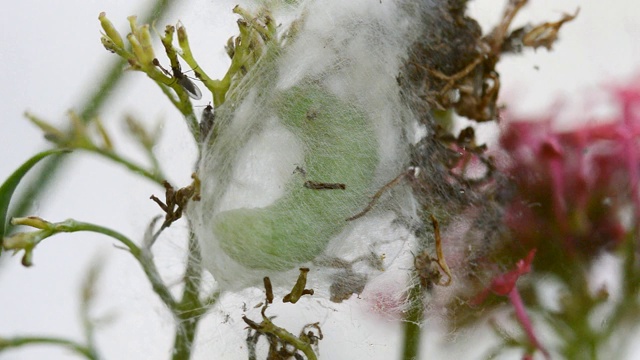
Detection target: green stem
<box><xmin>557</xmin><ymin>265</ymin><xmax>600</xmax><ymax>360</ymax></box>
<box><xmin>0</xmin><ymin>336</ymin><xmax>98</xmax><ymax>360</ymax></box>
<box><xmin>171</xmin><ymin>323</ymin><xmax>197</xmax><ymax>360</ymax></box>
<box><xmin>97</xmin><ymin>149</ymin><xmax>164</xmax><ymax>185</ymax></box>
<box><xmin>613</xmin><ymin>230</ymin><xmax>640</xmax><ymax>327</ymax></box>
<box><xmin>79</xmin><ymin>263</ymin><xmax>100</xmax><ymax>356</ymax></box>
<box><xmin>8</xmin><ymin>223</ymin><xmax>214</xmax><ymax>360</ymax></box>
<box><xmin>149</xmin><ymin>78</ymin><xmax>198</xmax><ymax>142</ymax></box>
<box><xmin>79</xmin><ymin>57</ymin><xmax>128</xmax><ymax>122</ymax></box>
<box><xmin>7</xmin><ymin>0</ymin><xmax>177</xmax><ymax>225</ymax></box>
<box><xmin>401</xmin><ymin>282</ymin><xmax>424</xmax><ymax>360</ymax></box>
<box><xmin>146</xmin><ymin>149</ymin><xmax>163</xmax><ymax>180</ymax></box>
<box><xmin>176</xmin><ymin>26</ymin><xmax>225</xmax><ymax>107</ymax></box>
<box><xmin>59</xmin><ymin>220</ymin><xmax>177</xmax><ymax>310</ymax></box>
<box><xmin>171</xmin><ymin>231</ymin><xmax>212</xmax><ymax>360</ymax></box>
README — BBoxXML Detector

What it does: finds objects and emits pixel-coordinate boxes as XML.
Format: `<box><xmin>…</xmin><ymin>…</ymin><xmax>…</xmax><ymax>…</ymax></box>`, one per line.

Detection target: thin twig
<box><xmin>346</xmin><ymin>170</ymin><xmax>411</xmax><ymax>221</ymax></box>
<box><xmin>0</xmin><ymin>336</ymin><xmax>98</xmax><ymax>360</ymax></box>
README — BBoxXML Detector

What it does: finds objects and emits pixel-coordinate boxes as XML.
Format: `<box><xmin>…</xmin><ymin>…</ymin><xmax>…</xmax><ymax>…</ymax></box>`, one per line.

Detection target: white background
<box><xmin>1</xmin><ymin>0</ymin><xmax>639</xmax><ymax>359</ymax></box>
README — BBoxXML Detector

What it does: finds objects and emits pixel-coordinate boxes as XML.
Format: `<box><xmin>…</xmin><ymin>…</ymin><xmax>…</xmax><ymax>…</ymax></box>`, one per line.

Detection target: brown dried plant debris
<box><xmin>403</xmin><ymin>0</ymin><xmax>577</xmax><ymax>122</ymax></box>
<box><xmin>244</xmin><ymin>270</ymin><xmax>321</xmax><ymax>360</ymax></box>
<box><xmin>303</xmin><ymin>181</ymin><xmax>346</xmax><ymax>190</ymax></box>
<box><xmin>150</xmin><ymin>173</ymin><xmax>201</xmax><ymax>229</ymax></box>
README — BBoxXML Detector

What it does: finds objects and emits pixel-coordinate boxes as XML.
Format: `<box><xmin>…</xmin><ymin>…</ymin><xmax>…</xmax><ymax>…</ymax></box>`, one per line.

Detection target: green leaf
<box><xmin>0</xmin><ymin>149</ymin><xmax>69</xmax><ymax>253</ymax></box>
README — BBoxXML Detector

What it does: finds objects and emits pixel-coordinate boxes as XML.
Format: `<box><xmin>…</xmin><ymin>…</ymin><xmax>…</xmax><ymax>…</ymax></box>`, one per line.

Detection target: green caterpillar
<box><xmin>211</xmin><ymin>85</ymin><xmax>379</xmax><ymax>270</ymax></box>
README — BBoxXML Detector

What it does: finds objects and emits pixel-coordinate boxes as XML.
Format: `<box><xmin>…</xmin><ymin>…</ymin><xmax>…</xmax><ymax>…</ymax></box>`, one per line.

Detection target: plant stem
<box><xmin>172</xmin><ymin>323</ymin><xmax>197</xmax><ymax>360</ymax></box>
<box><xmin>171</xmin><ymin>232</ymin><xmax>210</xmax><ymax>360</ymax></box>
<box><xmin>556</xmin><ymin>265</ymin><xmax>600</xmax><ymax>360</ymax></box>
<box><xmin>0</xmin><ymin>336</ymin><xmax>98</xmax><ymax>360</ymax></box>
<box><xmin>401</xmin><ymin>282</ymin><xmax>424</xmax><ymax>360</ymax></box>
<box><xmin>61</xmin><ymin>220</ymin><xmax>177</xmax><ymax>309</ymax></box>
<box><xmin>97</xmin><ymin>149</ymin><xmax>164</xmax><ymax>185</ymax></box>
<box><xmin>9</xmin><ymin>221</ymin><xmax>216</xmax><ymax>360</ymax></box>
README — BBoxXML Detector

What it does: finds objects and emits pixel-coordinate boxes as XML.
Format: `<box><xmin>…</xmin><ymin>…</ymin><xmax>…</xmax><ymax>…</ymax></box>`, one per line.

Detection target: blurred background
<box><xmin>0</xmin><ymin>0</ymin><xmax>638</xmax><ymax>359</ymax></box>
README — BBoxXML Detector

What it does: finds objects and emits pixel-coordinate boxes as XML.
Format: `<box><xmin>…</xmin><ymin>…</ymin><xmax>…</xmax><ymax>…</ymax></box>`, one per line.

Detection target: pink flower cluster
<box><xmin>499</xmin><ymin>80</ymin><xmax>640</xmax><ymax>261</ymax></box>
<box><xmin>469</xmin><ymin>79</ymin><xmax>640</xmax><ymax>359</ymax></box>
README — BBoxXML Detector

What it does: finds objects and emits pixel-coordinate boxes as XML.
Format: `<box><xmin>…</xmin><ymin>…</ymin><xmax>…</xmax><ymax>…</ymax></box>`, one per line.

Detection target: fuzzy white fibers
<box><xmin>188</xmin><ymin>0</ymin><xmax>435</xmax><ymax>296</ymax></box>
